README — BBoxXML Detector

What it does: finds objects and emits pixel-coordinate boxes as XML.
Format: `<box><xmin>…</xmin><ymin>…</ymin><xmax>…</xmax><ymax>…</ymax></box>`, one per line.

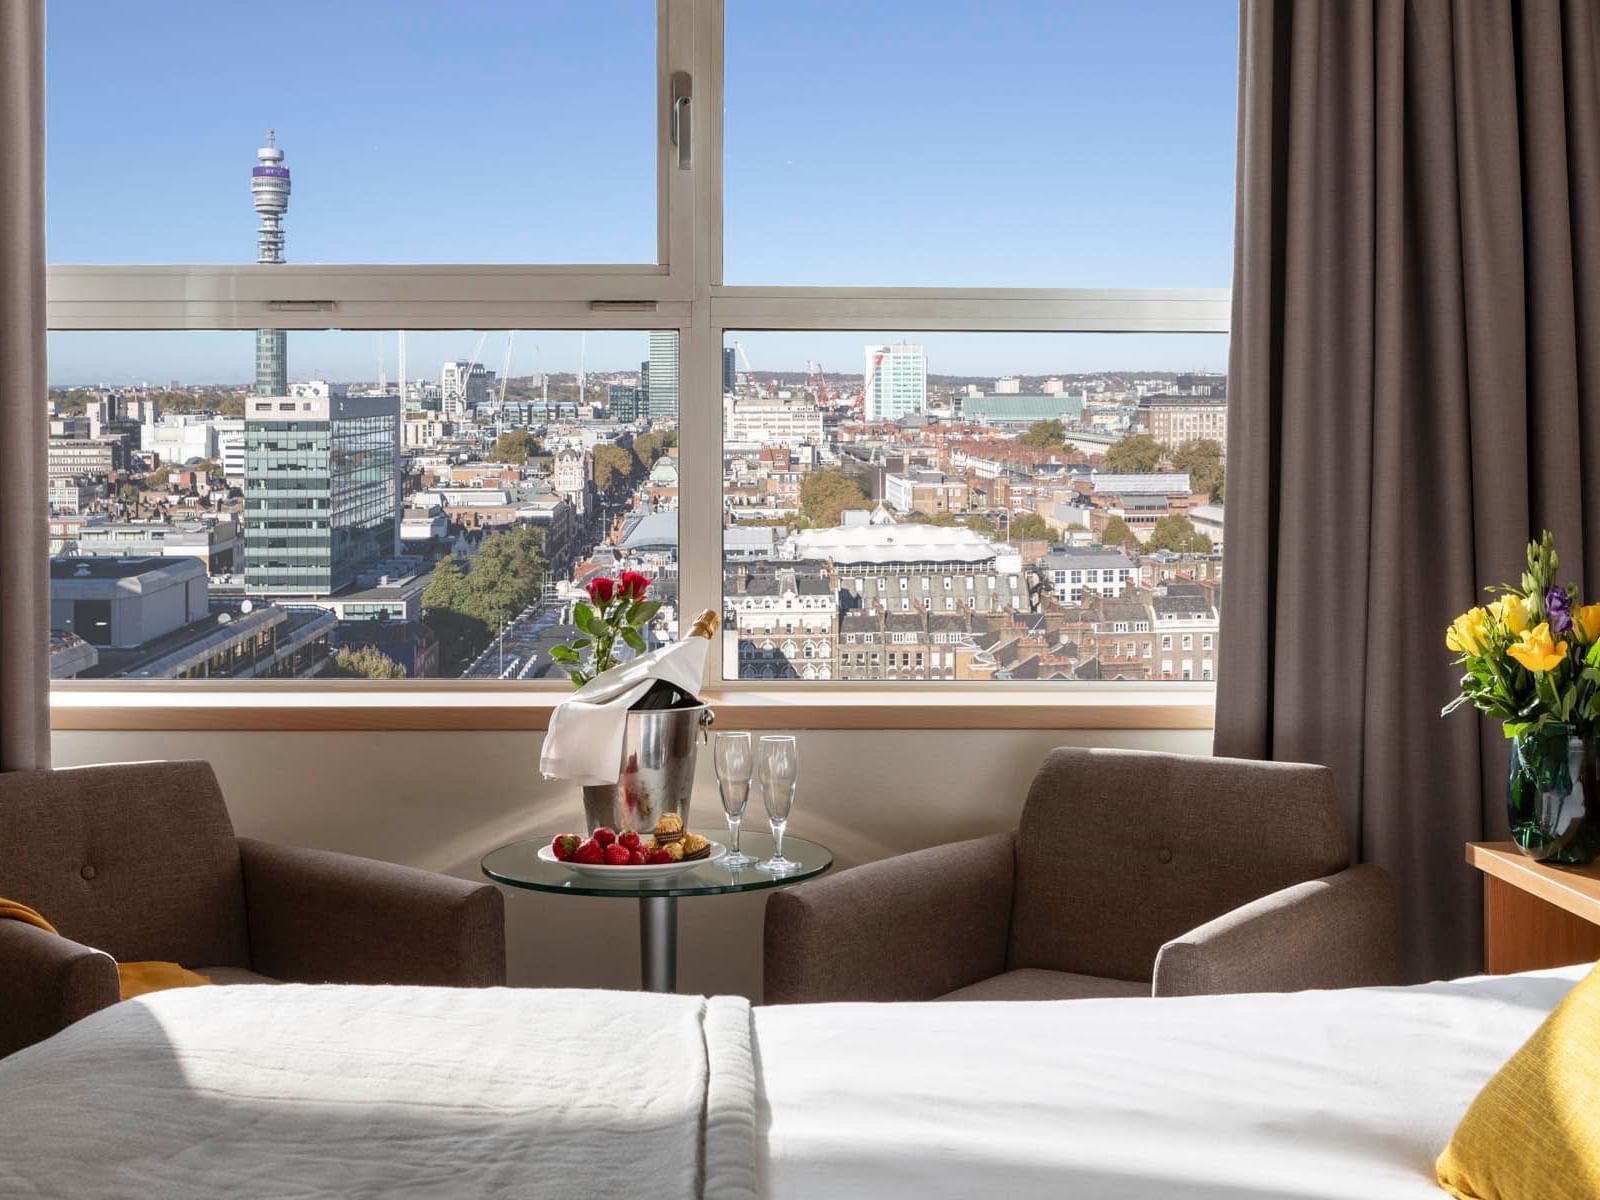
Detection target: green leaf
<box><xmin>569</xmin><ymin>637</ymin><xmax>591</xmax><ymax>650</ymax></box>
<box><xmin>573</xmin><ymin>603</ymin><xmax>597</xmax><ymax>636</ymax></box>
<box><xmin>621</xmin><ymin>626</ymin><xmax>647</xmax><ymax>653</ymax></box>
<box><xmin>549</xmin><ymin>645</ymin><xmax>579</xmax><ymax>662</ymax></box>
<box><xmin>630</xmin><ymin>601</ymin><xmax>662</xmax><ymax>626</ymax></box>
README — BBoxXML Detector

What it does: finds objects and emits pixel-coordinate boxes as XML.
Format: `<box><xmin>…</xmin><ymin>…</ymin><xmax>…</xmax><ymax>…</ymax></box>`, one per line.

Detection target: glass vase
<box><xmin>1507</xmin><ymin>724</ymin><xmax>1600</xmax><ymax>865</ymax></box>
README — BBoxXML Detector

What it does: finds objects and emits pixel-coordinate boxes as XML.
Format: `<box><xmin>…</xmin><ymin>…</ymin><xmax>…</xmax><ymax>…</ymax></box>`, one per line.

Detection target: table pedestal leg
<box><xmin>639</xmin><ymin>895</ymin><xmax>678</xmax><ymax>992</ymax></box>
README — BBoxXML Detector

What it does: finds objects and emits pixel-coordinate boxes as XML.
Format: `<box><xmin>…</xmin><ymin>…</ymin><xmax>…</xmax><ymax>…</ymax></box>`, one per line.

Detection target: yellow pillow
<box><xmin>1437</xmin><ymin>961</ymin><xmax>1600</xmax><ymax>1199</ymax></box>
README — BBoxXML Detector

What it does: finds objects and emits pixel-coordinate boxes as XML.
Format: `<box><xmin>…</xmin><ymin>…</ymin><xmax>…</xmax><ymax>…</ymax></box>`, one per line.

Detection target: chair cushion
<box><xmin>0</xmin><ymin>761</ymin><xmax>249</xmax><ymax>969</ymax></box>
<box><xmin>198</xmin><ymin>966</ymin><xmax>280</xmax><ymax>986</ymax></box>
<box><xmin>938</xmin><ymin>969</ymin><xmax>1148</xmax><ymax>1003</ymax></box>
<box><xmin>1009</xmin><ymin>747</ymin><xmax>1347</xmax><ymax>983</ymax></box>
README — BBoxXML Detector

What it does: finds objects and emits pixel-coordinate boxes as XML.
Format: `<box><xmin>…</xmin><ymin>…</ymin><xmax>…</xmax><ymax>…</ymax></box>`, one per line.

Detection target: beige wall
<box><xmin>52</xmin><ymin>727</ymin><xmax>1212</xmax><ymax>1001</ymax></box>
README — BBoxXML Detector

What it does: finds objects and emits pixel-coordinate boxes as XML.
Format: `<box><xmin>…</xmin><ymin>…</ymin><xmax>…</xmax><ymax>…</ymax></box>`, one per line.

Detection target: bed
<box><xmin>0</xmin><ymin>965</ymin><xmax>1579</xmax><ymax>1199</ymax></box>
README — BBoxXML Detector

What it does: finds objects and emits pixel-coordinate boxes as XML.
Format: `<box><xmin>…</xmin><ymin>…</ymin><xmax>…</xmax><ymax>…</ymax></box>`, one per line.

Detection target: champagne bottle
<box><xmin>630</xmin><ymin>609</ymin><xmax>722</xmax><ymax>710</ymax></box>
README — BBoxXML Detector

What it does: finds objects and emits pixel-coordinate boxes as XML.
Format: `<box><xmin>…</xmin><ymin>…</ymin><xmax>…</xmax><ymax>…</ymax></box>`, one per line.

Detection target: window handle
<box><xmin>671</xmin><ymin>71</ymin><xmax>692</xmax><ymax>169</ymax></box>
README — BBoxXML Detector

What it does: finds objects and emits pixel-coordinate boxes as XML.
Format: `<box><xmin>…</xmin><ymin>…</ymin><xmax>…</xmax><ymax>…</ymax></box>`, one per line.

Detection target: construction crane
<box><xmin>806</xmin><ymin>360</ymin><xmax>831</xmax><ymax>406</ymax></box>
<box><xmin>732</xmin><ymin>340</ymin><xmax>756</xmax><ymax>393</ymax></box>
<box><xmin>497</xmin><ymin>331</ymin><xmax>515</xmax><ymax>407</ymax></box>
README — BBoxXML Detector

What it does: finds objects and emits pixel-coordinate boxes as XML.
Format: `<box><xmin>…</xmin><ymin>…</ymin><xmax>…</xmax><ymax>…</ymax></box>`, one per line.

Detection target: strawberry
<box><xmin>603</xmin><ymin>843</ymin><xmax>630</xmax><ymax>866</ymax></box>
<box><xmin>628</xmin><ymin>848</ymin><xmax>646</xmax><ymax>865</ymax></box>
<box><xmin>592</xmin><ymin>827</ymin><xmax>618</xmax><ymax>848</ymax></box>
<box><xmin>573</xmin><ymin>838</ymin><xmax>604</xmax><ymax>865</ymax></box>
<box><xmin>646</xmin><ymin>847</ymin><xmax>674</xmax><ymax>865</ymax></box>
<box><xmin>550</xmin><ymin>834</ymin><xmax>581</xmax><ymax>862</ymax></box>
<box><xmin>618</xmin><ymin>831</ymin><xmax>643</xmax><ymax>852</ymax></box>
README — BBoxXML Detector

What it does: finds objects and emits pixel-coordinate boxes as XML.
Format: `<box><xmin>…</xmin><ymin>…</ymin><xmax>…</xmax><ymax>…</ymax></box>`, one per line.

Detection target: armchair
<box><xmin>764</xmin><ymin>747</ymin><xmax>1398</xmax><ymax>1004</ymax></box>
<box><xmin>0</xmin><ymin>760</ymin><xmax>505</xmax><ymax>1057</ymax></box>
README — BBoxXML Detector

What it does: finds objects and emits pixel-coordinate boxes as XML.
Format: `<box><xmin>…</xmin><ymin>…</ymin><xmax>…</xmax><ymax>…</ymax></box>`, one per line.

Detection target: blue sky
<box><xmin>46</xmin><ymin>1</ymin><xmax>1236</xmax><ymax>381</ymax></box>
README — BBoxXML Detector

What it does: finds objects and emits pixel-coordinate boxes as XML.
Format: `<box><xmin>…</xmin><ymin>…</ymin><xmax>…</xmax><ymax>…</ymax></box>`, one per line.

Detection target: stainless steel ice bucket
<box><xmin>581</xmin><ymin>703</ymin><xmax>714</xmax><ymax>835</ymax></box>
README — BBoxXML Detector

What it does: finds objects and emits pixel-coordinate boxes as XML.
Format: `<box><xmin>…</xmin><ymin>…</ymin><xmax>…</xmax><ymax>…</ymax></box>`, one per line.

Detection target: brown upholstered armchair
<box><xmin>0</xmin><ymin>760</ymin><xmax>506</xmax><ymax>1058</ymax></box>
<box><xmin>765</xmin><ymin>748</ymin><xmax>1399</xmax><ymax>1004</ymax></box>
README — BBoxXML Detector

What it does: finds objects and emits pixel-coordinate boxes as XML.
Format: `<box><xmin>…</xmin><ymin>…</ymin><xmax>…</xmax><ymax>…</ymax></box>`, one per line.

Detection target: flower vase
<box><xmin>1507</xmin><ymin>724</ymin><xmax>1600</xmax><ymax>865</ymax></box>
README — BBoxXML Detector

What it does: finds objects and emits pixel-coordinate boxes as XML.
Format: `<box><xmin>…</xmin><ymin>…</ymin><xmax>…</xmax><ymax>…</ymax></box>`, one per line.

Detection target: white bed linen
<box><xmin>0</xmin><ymin>985</ymin><xmax>757</xmax><ymax>1200</ymax></box>
<box><xmin>753</xmin><ymin>966</ymin><xmax>1586</xmax><ymax>1200</ymax></box>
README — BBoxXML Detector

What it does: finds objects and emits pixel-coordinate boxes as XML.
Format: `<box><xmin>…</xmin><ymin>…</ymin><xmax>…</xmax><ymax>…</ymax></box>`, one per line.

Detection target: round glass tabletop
<box><xmin>482</xmin><ymin>830</ymin><xmax>833</xmax><ymax>898</ymax></box>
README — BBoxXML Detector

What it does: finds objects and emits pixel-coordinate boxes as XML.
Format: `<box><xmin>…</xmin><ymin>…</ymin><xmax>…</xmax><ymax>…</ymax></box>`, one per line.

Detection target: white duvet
<box><xmin>0</xmin><ymin>966</ymin><xmax>1582</xmax><ymax>1199</ymax></box>
<box><xmin>754</xmin><ymin>966</ymin><xmax>1584</xmax><ymax>1199</ymax></box>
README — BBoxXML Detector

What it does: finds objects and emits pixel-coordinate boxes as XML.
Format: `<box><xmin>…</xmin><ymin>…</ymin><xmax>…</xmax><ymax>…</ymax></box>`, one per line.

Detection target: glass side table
<box><xmin>482</xmin><ymin>830</ymin><xmax>832</xmax><ymax>993</ymax></box>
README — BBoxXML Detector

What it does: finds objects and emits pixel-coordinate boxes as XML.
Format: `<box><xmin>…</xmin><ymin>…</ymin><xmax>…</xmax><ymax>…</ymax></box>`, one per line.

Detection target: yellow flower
<box><xmin>1445</xmin><ymin>608</ymin><xmax>1489</xmax><ymax>656</ymax></box>
<box><xmin>1575</xmin><ymin>603</ymin><xmax>1600</xmax><ymax>644</ymax></box>
<box><xmin>1489</xmin><ymin>594</ymin><xmax>1531</xmax><ymax>635</ymax></box>
<box><xmin>1507</xmin><ymin>622</ymin><xmax>1568</xmax><ymax>674</ymax></box>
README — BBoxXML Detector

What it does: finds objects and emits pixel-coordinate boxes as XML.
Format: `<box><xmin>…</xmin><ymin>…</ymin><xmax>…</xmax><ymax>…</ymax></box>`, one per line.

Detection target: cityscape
<box><xmin>46</xmin><ymin>136</ymin><xmax>1225</xmax><ymax>685</ymax></box>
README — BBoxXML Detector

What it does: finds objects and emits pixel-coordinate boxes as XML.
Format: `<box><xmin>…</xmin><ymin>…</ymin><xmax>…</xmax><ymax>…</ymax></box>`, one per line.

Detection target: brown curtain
<box><xmin>0</xmin><ymin>0</ymin><xmax>51</xmax><ymax>769</ymax></box>
<box><xmin>1219</xmin><ymin>0</ymin><xmax>1600</xmax><ymax>982</ymax></box>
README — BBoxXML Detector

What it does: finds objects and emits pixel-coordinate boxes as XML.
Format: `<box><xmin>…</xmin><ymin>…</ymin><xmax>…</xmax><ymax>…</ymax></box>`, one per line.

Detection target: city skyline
<box><xmin>47</xmin><ymin>329</ymin><xmax>1229</xmax><ymax>387</ymax></box>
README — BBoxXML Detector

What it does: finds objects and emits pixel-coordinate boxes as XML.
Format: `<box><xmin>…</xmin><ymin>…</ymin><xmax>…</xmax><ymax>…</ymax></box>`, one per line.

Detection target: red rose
<box><xmin>586</xmin><ymin>576</ymin><xmax>616</xmax><ymax>605</ymax></box>
<box><xmin>619</xmin><ymin>571</ymin><xmax>650</xmax><ymax>602</ymax></box>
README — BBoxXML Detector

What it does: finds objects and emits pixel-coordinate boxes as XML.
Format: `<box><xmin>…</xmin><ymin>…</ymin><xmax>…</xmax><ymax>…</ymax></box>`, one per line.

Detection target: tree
<box><xmin>488</xmin><ymin>430</ymin><xmax>541</xmax><ymax>464</ymax></box>
<box><xmin>1171</xmin><ymin>437</ymin><xmax>1225</xmax><ymax>501</ymax></box>
<box><xmin>1017</xmin><ymin>419</ymin><xmax>1066</xmax><ymax>449</ymax></box>
<box><xmin>1104</xmin><ymin>433</ymin><xmax>1164</xmax><ymax>474</ymax></box>
<box><xmin>592</xmin><ymin>444</ymin><xmax>637</xmax><ymax>502</ymax></box>
<box><xmin>798</xmin><ymin>468</ymin><xmax>869</xmax><ymax>528</ymax></box>
<box><xmin>632</xmin><ymin>429</ymin><xmax>676</xmax><ymax>470</ymax></box>
<box><xmin>964</xmin><ymin>513</ymin><xmax>996</xmax><ymax>535</ymax></box>
<box><xmin>325</xmin><ymin>646</ymin><xmax>406</xmax><ymax>680</ymax></box>
<box><xmin>420</xmin><ymin>528</ymin><xmax>547</xmax><ymax>674</ymax></box>
<box><xmin>1146</xmin><ymin>514</ymin><xmax>1214</xmax><ymax>554</ymax></box>
<box><xmin>1006</xmin><ymin>513</ymin><xmax>1052</xmax><ymax>541</ymax></box>
<box><xmin>1098</xmin><ymin>515</ymin><xmax>1142</xmax><ymax>551</ymax></box>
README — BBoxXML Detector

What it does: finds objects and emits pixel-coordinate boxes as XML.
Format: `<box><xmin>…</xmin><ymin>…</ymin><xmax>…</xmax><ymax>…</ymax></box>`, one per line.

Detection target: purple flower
<box><xmin>1546</xmin><ymin>585</ymin><xmax>1574</xmax><ymax>635</ymax></box>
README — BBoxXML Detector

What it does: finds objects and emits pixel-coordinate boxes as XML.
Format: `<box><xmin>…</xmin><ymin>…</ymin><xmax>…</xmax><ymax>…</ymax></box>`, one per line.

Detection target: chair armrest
<box><xmin>1152</xmin><ymin>864</ymin><xmax>1400</xmax><ymax>997</ymax></box>
<box><xmin>239</xmin><ymin>838</ymin><xmax>506</xmax><ymax>987</ymax></box>
<box><xmin>0</xmin><ymin>921</ymin><xmax>119</xmax><ymax>1058</ymax></box>
<box><xmin>763</xmin><ymin>832</ymin><xmax>1015</xmax><ymax>1004</ymax></box>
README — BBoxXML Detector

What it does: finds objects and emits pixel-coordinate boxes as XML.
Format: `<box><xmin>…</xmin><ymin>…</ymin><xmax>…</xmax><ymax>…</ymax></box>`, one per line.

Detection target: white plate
<box><xmin>538</xmin><ymin>840</ymin><xmax>726</xmax><ymax>879</ymax></box>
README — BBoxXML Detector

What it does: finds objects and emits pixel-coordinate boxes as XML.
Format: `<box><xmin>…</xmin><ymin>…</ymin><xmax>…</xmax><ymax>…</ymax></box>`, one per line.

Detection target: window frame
<box><xmin>47</xmin><ymin>0</ymin><xmax>1228</xmax><ymax>724</ymax></box>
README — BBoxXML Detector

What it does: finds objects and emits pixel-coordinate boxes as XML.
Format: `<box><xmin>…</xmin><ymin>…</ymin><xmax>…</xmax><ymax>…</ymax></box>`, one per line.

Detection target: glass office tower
<box><xmin>243</xmin><ymin>394</ymin><xmax>401</xmax><ymax>595</ymax></box>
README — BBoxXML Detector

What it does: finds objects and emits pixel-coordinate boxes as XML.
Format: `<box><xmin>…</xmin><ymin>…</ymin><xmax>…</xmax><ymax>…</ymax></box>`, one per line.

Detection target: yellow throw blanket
<box><xmin>0</xmin><ymin>897</ymin><xmax>212</xmax><ymax>1000</ymax></box>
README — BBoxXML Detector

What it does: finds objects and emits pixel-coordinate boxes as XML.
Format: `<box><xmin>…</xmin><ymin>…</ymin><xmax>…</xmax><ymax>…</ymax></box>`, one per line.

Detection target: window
<box><xmin>47</xmin><ymin>3</ymin><xmax>657</xmax><ymax>265</ymax></box>
<box><xmin>47</xmin><ymin>330</ymin><xmax>677</xmax><ymax>681</ymax></box>
<box><xmin>725</xmin><ymin>1</ymin><xmax>1237</xmax><ymax>286</ymax></box>
<box><xmin>48</xmin><ymin>0</ymin><xmax>1234</xmax><ymax>700</ymax></box>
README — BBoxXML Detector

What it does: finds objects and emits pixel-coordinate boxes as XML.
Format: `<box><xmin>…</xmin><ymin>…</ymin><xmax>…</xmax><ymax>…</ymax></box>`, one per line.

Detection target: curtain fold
<box><xmin>1218</xmin><ymin>0</ymin><xmax>1600</xmax><ymax>982</ymax></box>
<box><xmin>0</xmin><ymin>0</ymin><xmax>52</xmax><ymax>770</ymax></box>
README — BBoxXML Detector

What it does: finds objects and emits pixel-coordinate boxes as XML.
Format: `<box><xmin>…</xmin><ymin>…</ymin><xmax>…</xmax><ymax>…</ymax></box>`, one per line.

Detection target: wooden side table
<box><xmin>1467</xmin><ymin>841</ymin><xmax>1600</xmax><ymax>973</ymax></box>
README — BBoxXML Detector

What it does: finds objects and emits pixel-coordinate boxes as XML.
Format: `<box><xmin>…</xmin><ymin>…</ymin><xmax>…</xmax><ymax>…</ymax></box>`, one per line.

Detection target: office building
<box><xmin>1137</xmin><ymin>393</ymin><xmax>1229</xmax><ymax>450</ymax></box>
<box><xmin>723</xmin><ymin>346</ymin><xmax>737</xmax><ymax>394</ymax></box>
<box><xmin>243</xmin><ymin>393</ymin><xmax>402</xmax><ymax>596</ymax></box>
<box><xmin>863</xmin><ymin>342</ymin><xmax>927</xmax><ymax>421</ymax></box>
<box><xmin>608</xmin><ymin>383</ymin><xmax>642</xmax><ymax>421</ymax></box>
<box><xmin>648</xmin><ymin>332</ymin><xmax>679</xmax><ymax>421</ymax></box>
<box><xmin>440</xmin><ymin>361</ymin><xmax>491</xmax><ymax>420</ymax></box>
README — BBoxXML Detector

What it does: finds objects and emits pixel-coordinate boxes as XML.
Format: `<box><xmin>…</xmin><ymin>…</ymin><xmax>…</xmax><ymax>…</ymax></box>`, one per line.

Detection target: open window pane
<box><xmin>724</xmin><ymin>1</ymin><xmax>1238</xmax><ymax>286</ymax></box>
<box><xmin>47</xmin><ymin>2</ymin><xmax>657</xmax><ymax>264</ymax></box>
<box><xmin>720</xmin><ymin>331</ymin><xmax>1226</xmax><ymax>682</ymax></box>
<box><xmin>47</xmin><ymin>329</ymin><xmax>679</xmax><ymax>681</ymax></box>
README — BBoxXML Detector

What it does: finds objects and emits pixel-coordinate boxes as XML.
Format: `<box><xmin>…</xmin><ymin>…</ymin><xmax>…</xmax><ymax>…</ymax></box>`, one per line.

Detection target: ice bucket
<box><xmin>581</xmin><ymin>702</ymin><xmax>714</xmax><ymax>835</ymax></box>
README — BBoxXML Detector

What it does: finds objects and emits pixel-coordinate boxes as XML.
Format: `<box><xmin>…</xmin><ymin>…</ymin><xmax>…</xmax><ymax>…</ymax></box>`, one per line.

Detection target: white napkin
<box><xmin>539</xmin><ymin>637</ymin><xmax>711</xmax><ymax>786</ymax></box>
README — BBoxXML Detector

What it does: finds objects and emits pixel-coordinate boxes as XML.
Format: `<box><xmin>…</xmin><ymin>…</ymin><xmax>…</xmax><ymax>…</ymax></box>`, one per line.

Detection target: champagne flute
<box><xmin>757</xmin><ymin>735</ymin><xmax>800</xmax><ymax>874</ymax></box>
<box><xmin>713</xmin><ymin>731</ymin><xmax>757</xmax><ymax>868</ymax></box>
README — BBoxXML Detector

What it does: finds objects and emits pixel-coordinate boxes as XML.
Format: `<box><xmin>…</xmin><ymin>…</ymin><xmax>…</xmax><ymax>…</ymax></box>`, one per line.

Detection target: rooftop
<box><xmin>791</xmin><ymin>523</ymin><xmax>1000</xmax><ymax>566</ymax></box>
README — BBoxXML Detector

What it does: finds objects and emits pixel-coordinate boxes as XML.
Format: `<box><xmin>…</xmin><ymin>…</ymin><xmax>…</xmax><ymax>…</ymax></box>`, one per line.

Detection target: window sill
<box><xmin>49</xmin><ymin>686</ymin><xmax>1215</xmax><ymax>732</ymax></box>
